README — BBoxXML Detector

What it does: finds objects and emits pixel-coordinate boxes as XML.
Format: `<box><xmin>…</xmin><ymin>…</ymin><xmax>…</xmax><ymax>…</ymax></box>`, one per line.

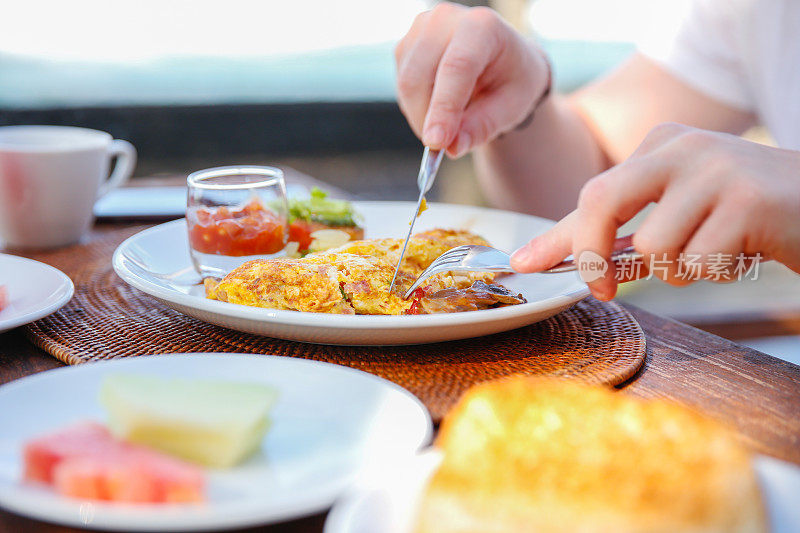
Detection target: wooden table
<box><xmin>2</xmin><ymin>174</ymin><xmax>799</xmax><ymax>532</ymax></box>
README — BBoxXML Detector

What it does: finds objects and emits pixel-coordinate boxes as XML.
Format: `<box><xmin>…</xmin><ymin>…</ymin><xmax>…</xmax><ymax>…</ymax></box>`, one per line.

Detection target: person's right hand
<box><xmin>395</xmin><ymin>2</ymin><xmax>549</xmax><ymax>157</ymax></box>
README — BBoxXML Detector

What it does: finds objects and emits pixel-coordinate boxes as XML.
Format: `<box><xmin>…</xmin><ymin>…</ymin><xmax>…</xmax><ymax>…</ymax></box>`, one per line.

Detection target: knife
<box><xmin>388</xmin><ymin>146</ymin><xmax>445</xmax><ymax>294</ymax></box>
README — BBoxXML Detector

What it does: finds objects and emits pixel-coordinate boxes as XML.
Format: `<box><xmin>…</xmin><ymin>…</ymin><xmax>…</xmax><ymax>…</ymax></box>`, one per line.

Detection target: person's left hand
<box><xmin>509</xmin><ymin>123</ymin><xmax>800</xmax><ymax>301</ymax></box>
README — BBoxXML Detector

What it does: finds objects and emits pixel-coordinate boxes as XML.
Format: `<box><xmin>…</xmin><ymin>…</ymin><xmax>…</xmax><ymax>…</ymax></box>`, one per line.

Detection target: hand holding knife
<box><xmin>388</xmin><ymin>146</ymin><xmax>444</xmax><ymax>293</ymax></box>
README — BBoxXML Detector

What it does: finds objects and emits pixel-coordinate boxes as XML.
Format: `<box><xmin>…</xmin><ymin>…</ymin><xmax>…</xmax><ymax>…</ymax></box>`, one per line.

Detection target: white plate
<box><xmin>0</xmin><ymin>254</ymin><xmax>74</xmax><ymax>333</ymax></box>
<box><xmin>0</xmin><ymin>353</ymin><xmax>432</xmax><ymax>531</ymax></box>
<box><xmin>112</xmin><ymin>202</ymin><xmax>589</xmax><ymax>345</ymax></box>
<box><xmin>324</xmin><ymin>452</ymin><xmax>800</xmax><ymax>533</ymax></box>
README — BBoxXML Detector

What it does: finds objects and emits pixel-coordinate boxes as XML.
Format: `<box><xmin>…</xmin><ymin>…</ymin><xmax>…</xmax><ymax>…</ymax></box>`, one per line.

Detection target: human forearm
<box><xmin>394</xmin><ymin>3</ymin><xmax>609</xmax><ymax>219</ymax></box>
<box><xmin>395</xmin><ymin>4</ymin><xmax>756</xmax><ymax>223</ymax></box>
<box><xmin>474</xmin><ymin>52</ymin><xmax>756</xmax><ymax>219</ymax></box>
<box><xmin>473</xmin><ymin>94</ymin><xmax>609</xmax><ymax>219</ymax></box>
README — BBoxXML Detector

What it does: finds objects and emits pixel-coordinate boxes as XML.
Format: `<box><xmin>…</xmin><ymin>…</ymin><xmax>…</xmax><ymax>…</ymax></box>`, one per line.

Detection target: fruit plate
<box><xmin>0</xmin><ymin>254</ymin><xmax>74</xmax><ymax>333</ymax></box>
<box><xmin>0</xmin><ymin>354</ymin><xmax>432</xmax><ymax>531</ymax></box>
<box><xmin>324</xmin><ymin>452</ymin><xmax>800</xmax><ymax>533</ymax></box>
<box><xmin>112</xmin><ymin>201</ymin><xmax>590</xmax><ymax>345</ymax></box>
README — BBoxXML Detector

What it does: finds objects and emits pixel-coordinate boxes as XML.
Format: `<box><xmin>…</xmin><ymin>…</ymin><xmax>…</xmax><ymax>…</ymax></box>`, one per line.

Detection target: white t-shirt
<box><xmin>640</xmin><ymin>0</ymin><xmax>800</xmax><ymax>150</ymax></box>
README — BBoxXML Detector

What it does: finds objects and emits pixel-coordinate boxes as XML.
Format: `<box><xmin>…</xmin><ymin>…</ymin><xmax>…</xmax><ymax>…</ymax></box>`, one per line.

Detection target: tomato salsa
<box><xmin>405</xmin><ymin>287</ymin><xmax>428</xmax><ymax>315</ymax></box>
<box><xmin>287</xmin><ymin>219</ymin><xmax>314</xmax><ymax>252</ymax></box>
<box><xmin>189</xmin><ymin>189</ymin><xmax>363</xmax><ymax>257</ymax></box>
<box><xmin>188</xmin><ymin>200</ymin><xmax>286</xmax><ymax>256</ymax></box>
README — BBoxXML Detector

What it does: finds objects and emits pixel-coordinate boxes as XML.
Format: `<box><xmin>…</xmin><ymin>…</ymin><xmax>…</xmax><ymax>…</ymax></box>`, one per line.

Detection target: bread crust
<box><xmin>415</xmin><ymin>378</ymin><xmax>766</xmax><ymax>533</ymax></box>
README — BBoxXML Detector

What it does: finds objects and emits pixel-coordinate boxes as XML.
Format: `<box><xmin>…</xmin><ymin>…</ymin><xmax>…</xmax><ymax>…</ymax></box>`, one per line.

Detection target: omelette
<box><xmin>205</xmin><ymin>228</ymin><xmax>526</xmax><ymax>315</ymax></box>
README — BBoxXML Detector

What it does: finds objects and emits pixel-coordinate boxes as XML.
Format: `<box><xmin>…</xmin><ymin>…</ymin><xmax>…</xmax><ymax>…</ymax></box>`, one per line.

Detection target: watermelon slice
<box><xmin>24</xmin><ymin>422</ymin><xmax>204</xmax><ymax>503</ymax></box>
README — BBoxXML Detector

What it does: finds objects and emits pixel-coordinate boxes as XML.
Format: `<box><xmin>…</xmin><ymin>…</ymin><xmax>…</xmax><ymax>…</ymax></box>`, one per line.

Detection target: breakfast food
<box><xmin>188</xmin><ymin>198</ymin><xmax>287</xmax><ymax>256</ymax></box>
<box><xmin>415</xmin><ymin>377</ymin><xmax>766</xmax><ymax>533</ymax></box>
<box><xmin>23</xmin><ymin>375</ymin><xmax>278</xmax><ymax>504</ymax></box>
<box><xmin>187</xmin><ymin>188</ymin><xmax>363</xmax><ymax>257</ymax></box>
<box><xmin>205</xmin><ymin>229</ymin><xmax>526</xmax><ymax>315</ymax></box>
<box><xmin>286</xmin><ymin>187</ymin><xmax>364</xmax><ymax>253</ymax></box>
<box><xmin>101</xmin><ymin>375</ymin><xmax>277</xmax><ymax>468</ymax></box>
<box><xmin>24</xmin><ymin>422</ymin><xmax>204</xmax><ymax>503</ymax></box>
<box><xmin>0</xmin><ymin>285</ymin><xmax>6</xmax><ymax>311</ymax></box>
<box><xmin>326</xmin><ymin>228</ymin><xmax>489</xmax><ymax>277</ymax></box>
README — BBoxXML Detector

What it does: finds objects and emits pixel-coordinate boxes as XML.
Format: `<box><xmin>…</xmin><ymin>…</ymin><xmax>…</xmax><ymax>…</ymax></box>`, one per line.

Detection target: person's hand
<box><xmin>395</xmin><ymin>2</ymin><xmax>549</xmax><ymax>157</ymax></box>
<box><xmin>510</xmin><ymin>123</ymin><xmax>800</xmax><ymax>300</ymax></box>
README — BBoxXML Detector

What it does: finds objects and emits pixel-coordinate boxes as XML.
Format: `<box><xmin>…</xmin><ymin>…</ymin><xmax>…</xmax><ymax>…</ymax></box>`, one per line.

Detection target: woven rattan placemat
<box><xmin>24</xmin><ymin>225</ymin><xmax>646</xmax><ymax>420</ymax></box>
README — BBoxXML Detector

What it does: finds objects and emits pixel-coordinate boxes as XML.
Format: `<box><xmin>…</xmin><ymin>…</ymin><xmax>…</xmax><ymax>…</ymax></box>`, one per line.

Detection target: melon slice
<box><xmin>24</xmin><ymin>422</ymin><xmax>204</xmax><ymax>503</ymax></box>
<box><xmin>100</xmin><ymin>374</ymin><xmax>277</xmax><ymax>468</ymax></box>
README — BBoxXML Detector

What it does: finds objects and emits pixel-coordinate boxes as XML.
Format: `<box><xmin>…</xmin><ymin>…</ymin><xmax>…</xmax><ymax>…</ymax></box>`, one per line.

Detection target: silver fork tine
<box><xmin>402</xmin><ymin>264</ymin><xmax>445</xmax><ymax>299</ymax></box>
<box><xmin>413</xmin><ymin>248</ymin><xmax>469</xmax><ymax>272</ymax></box>
<box><xmin>423</xmin><ymin>249</ymin><xmax>470</xmax><ymax>269</ymax></box>
<box><xmin>429</xmin><ymin>256</ymin><xmax>466</xmax><ymax>267</ymax></box>
<box><xmin>433</xmin><ymin>247</ymin><xmax>470</xmax><ymax>260</ymax></box>
<box><xmin>402</xmin><ymin>245</ymin><xmax>514</xmax><ymax>299</ymax></box>
<box><xmin>400</xmin><ymin>238</ymin><xmax>643</xmax><ymax>300</ymax></box>
<box><xmin>441</xmin><ymin>245</ymin><xmax>471</xmax><ymax>254</ymax></box>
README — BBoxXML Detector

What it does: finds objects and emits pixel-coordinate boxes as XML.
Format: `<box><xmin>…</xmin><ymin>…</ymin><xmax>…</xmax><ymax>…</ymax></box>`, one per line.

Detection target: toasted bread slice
<box><xmin>416</xmin><ymin>377</ymin><xmax>766</xmax><ymax>533</ymax></box>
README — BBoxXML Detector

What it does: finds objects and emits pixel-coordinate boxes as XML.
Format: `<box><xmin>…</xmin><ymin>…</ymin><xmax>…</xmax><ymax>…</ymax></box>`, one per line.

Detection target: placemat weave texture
<box><xmin>24</xmin><ymin>226</ymin><xmax>646</xmax><ymax>420</ymax></box>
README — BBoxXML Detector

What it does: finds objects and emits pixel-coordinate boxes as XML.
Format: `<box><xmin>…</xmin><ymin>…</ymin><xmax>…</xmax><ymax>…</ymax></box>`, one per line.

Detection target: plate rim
<box><xmin>111</xmin><ymin>202</ymin><xmax>591</xmax><ymax>330</ymax></box>
<box><xmin>323</xmin><ymin>451</ymin><xmax>800</xmax><ymax>533</ymax></box>
<box><xmin>0</xmin><ymin>352</ymin><xmax>434</xmax><ymax>531</ymax></box>
<box><xmin>0</xmin><ymin>253</ymin><xmax>74</xmax><ymax>333</ymax></box>
<box><xmin>323</xmin><ymin>449</ymin><xmax>443</xmax><ymax>533</ymax></box>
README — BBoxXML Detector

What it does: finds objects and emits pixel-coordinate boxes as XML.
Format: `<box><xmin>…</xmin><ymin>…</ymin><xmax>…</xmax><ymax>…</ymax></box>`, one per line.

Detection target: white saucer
<box><xmin>0</xmin><ymin>353</ymin><xmax>432</xmax><ymax>531</ymax></box>
<box><xmin>0</xmin><ymin>253</ymin><xmax>74</xmax><ymax>333</ymax></box>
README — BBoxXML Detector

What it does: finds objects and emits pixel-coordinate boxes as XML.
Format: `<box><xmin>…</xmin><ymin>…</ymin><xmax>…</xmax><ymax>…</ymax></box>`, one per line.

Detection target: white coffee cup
<box><xmin>0</xmin><ymin>125</ymin><xmax>136</xmax><ymax>248</ymax></box>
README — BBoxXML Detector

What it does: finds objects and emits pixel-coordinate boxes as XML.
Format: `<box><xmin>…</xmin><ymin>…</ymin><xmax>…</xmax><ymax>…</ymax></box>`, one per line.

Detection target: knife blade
<box><xmin>388</xmin><ymin>147</ymin><xmax>444</xmax><ymax>294</ymax></box>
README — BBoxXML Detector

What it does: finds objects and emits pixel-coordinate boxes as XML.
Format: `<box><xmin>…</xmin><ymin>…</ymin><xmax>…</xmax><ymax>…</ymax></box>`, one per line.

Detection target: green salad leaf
<box><xmin>287</xmin><ymin>187</ymin><xmax>360</xmax><ymax>226</ymax></box>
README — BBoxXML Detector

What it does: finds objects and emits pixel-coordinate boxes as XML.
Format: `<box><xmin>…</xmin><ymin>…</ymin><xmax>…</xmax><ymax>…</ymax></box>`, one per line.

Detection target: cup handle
<box><xmin>98</xmin><ymin>139</ymin><xmax>137</xmax><ymax>199</ymax></box>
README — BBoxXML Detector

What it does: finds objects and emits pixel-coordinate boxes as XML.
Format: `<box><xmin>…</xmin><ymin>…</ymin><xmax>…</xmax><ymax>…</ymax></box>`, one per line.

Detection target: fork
<box><xmin>402</xmin><ymin>243</ymin><xmax>640</xmax><ymax>299</ymax></box>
